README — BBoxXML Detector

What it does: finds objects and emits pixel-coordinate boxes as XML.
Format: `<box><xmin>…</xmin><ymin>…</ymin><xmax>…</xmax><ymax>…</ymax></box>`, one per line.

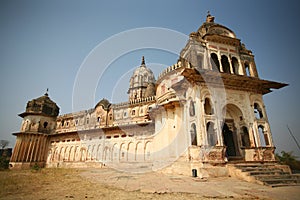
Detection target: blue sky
<box><xmin>0</xmin><ymin>0</ymin><xmax>299</xmax><ymax>157</ymax></box>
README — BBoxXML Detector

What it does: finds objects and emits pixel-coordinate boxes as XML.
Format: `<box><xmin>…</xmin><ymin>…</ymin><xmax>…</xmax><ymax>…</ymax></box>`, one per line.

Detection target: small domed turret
<box><xmin>95</xmin><ymin>98</ymin><xmax>111</xmax><ymax>111</ymax></box>
<box><xmin>19</xmin><ymin>91</ymin><xmax>59</xmax><ymax>118</ymax></box>
<box><xmin>18</xmin><ymin>90</ymin><xmax>60</xmax><ymax>134</ymax></box>
<box><xmin>128</xmin><ymin>56</ymin><xmax>156</xmax><ymax>101</ymax></box>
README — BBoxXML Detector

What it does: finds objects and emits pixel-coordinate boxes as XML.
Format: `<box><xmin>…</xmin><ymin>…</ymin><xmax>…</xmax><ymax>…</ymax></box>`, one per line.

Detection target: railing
<box><xmin>129</xmin><ymin>96</ymin><xmax>155</xmax><ymax>105</ymax></box>
<box><xmin>157</xmin><ymin>61</ymin><xmax>192</xmax><ymax>81</ymax></box>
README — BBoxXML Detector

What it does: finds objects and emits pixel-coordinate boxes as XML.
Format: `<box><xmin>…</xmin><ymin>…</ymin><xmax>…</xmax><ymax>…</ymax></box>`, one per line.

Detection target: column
<box><xmin>242</xmin><ymin>62</ymin><xmax>246</xmax><ymax>76</ymax></box>
<box><xmin>34</xmin><ymin>136</ymin><xmax>41</xmax><ymax>162</ymax></box>
<box><xmin>30</xmin><ymin>135</ymin><xmax>36</xmax><ymax>162</ymax></box>
<box><xmin>252</xmin><ymin>121</ymin><xmax>260</xmax><ymax>147</ymax></box>
<box><xmin>238</xmin><ymin>59</ymin><xmax>243</xmax><ymax>75</ymax></box>
<box><xmin>218</xmin><ymin>55</ymin><xmax>223</xmax><ymax>72</ymax></box>
<box><xmin>16</xmin><ymin>136</ymin><xmax>24</xmax><ymax>162</ymax></box>
<box><xmin>39</xmin><ymin>137</ymin><xmax>46</xmax><ymax>162</ymax></box>
<box><xmin>22</xmin><ymin>135</ymin><xmax>29</xmax><ymax>162</ymax></box>
<box><xmin>214</xmin><ymin>100</ymin><xmax>224</xmax><ymax>146</ymax></box>
<box><xmin>228</xmin><ymin>57</ymin><xmax>234</xmax><ymax>74</ymax></box>
<box><xmin>265</xmin><ymin>123</ymin><xmax>274</xmax><ymax>147</ymax></box>
<box><xmin>26</xmin><ymin>135</ymin><xmax>33</xmax><ymax>162</ymax></box>
<box><xmin>248</xmin><ymin>124</ymin><xmax>256</xmax><ymax>148</ymax></box>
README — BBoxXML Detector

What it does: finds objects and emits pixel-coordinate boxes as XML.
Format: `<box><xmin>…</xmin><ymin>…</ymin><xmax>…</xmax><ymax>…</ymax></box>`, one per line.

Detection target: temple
<box><xmin>10</xmin><ymin>13</ymin><xmax>291</xmax><ymax>183</ymax></box>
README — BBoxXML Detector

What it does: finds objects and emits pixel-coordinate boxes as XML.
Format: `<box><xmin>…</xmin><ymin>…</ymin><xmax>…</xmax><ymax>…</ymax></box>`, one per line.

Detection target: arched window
<box><xmin>221</xmin><ymin>55</ymin><xmax>231</xmax><ymax>73</ymax></box>
<box><xmin>189</xmin><ymin>100</ymin><xmax>195</xmax><ymax>116</ymax></box>
<box><xmin>207</xmin><ymin>122</ymin><xmax>217</xmax><ymax>146</ymax></box>
<box><xmin>258</xmin><ymin>125</ymin><xmax>269</xmax><ymax>146</ymax></box>
<box><xmin>245</xmin><ymin>62</ymin><xmax>251</xmax><ymax>76</ymax></box>
<box><xmin>190</xmin><ymin>123</ymin><xmax>197</xmax><ymax>146</ymax></box>
<box><xmin>254</xmin><ymin>103</ymin><xmax>263</xmax><ymax>119</ymax></box>
<box><xmin>231</xmin><ymin>57</ymin><xmax>239</xmax><ymax>75</ymax></box>
<box><xmin>241</xmin><ymin>126</ymin><xmax>250</xmax><ymax>148</ymax></box>
<box><xmin>43</xmin><ymin>121</ymin><xmax>48</xmax><ymax>128</ymax></box>
<box><xmin>204</xmin><ymin>98</ymin><xmax>213</xmax><ymax>115</ymax></box>
<box><xmin>210</xmin><ymin>53</ymin><xmax>220</xmax><ymax>71</ymax></box>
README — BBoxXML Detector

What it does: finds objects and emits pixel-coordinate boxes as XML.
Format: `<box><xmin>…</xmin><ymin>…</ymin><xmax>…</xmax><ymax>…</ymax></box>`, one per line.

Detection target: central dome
<box><xmin>128</xmin><ymin>56</ymin><xmax>156</xmax><ymax>101</ymax></box>
<box><xmin>197</xmin><ymin>12</ymin><xmax>236</xmax><ymax>39</ymax></box>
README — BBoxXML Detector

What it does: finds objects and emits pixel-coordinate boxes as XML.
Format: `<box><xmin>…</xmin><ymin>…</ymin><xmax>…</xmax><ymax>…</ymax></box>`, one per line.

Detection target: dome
<box><xmin>128</xmin><ymin>56</ymin><xmax>156</xmax><ymax>101</ymax></box>
<box><xmin>129</xmin><ymin>56</ymin><xmax>155</xmax><ymax>88</ymax></box>
<box><xmin>197</xmin><ymin>12</ymin><xmax>236</xmax><ymax>39</ymax></box>
<box><xmin>19</xmin><ymin>91</ymin><xmax>60</xmax><ymax>118</ymax></box>
<box><xmin>95</xmin><ymin>98</ymin><xmax>111</xmax><ymax>111</ymax></box>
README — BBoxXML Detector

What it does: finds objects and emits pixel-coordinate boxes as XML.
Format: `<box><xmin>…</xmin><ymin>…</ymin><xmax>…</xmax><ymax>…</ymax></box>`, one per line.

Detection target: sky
<box><xmin>0</xmin><ymin>0</ymin><xmax>299</xmax><ymax>157</ymax></box>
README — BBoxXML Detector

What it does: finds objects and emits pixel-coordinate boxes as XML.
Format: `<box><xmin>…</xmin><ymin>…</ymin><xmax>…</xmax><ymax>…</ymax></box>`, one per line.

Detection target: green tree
<box><xmin>0</xmin><ymin>140</ymin><xmax>10</xmax><ymax>169</ymax></box>
<box><xmin>276</xmin><ymin>151</ymin><xmax>300</xmax><ymax>171</ymax></box>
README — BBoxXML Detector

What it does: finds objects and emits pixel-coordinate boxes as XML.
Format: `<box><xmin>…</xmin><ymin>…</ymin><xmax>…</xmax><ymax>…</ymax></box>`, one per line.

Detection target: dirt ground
<box><xmin>0</xmin><ymin>168</ymin><xmax>213</xmax><ymax>200</ymax></box>
<box><xmin>0</xmin><ymin>168</ymin><xmax>299</xmax><ymax>200</ymax></box>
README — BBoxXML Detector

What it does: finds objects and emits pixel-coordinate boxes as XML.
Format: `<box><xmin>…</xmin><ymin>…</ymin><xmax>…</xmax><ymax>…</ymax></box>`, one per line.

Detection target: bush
<box><xmin>276</xmin><ymin>151</ymin><xmax>300</xmax><ymax>171</ymax></box>
<box><xmin>0</xmin><ymin>156</ymin><xmax>9</xmax><ymax>169</ymax></box>
<box><xmin>31</xmin><ymin>163</ymin><xmax>41</xmax><ymax>171</ymax></box>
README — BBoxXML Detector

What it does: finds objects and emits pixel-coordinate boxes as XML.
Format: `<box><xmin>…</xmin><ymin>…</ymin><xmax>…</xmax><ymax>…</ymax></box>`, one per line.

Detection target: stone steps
<box><xmin>248</xmin><ymin>170</ymin><xmax>289</xmax><ymax>176</ymax></box>
<box><xmin>231</xmin><ymin>163</ymin><xmax>300</xmax><ymax>187</ymax></box>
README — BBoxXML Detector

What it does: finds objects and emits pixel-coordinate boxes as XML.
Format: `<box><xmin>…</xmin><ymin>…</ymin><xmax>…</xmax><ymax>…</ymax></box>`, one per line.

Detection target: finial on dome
<box><xmin>141</xmin><ymin>56</ymin><xmax>145</xmax><ymax>65</ymax></box>
<box><xmin>206</xmin><ymin>11</ymin><xmax>215</xmax><ymax>23</ymax></box>
<box><xmin>45</xmin><ymin>88</ymin><xmax>49</xmax><ymax>96</ymax></box>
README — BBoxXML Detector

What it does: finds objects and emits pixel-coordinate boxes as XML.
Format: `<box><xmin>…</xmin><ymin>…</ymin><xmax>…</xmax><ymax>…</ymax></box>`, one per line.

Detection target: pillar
<box><xmin>34</xmin><ymin>136</ymin><xmax>42</xmax><ymax>162</ymax></box>
<box><xmin>228</xmin><ymin>57</ymin><xmax>234</xmax><ymax>74</ymax></box>
<box><xmin>26</xmin><ymin>135</ymin><xmax>34</xmax><ymax>162</ymax></box>
<box><xmin>218</xmin><ymin>55</ymin><xmax>223</xmax><ymax>72</ymax></box>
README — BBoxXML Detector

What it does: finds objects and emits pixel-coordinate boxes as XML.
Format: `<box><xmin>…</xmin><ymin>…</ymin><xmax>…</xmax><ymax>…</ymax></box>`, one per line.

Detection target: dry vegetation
<box><xmin>0</xmin><ymin>168</ymin><xmax>211</xmax><ymax>200</ymax></box>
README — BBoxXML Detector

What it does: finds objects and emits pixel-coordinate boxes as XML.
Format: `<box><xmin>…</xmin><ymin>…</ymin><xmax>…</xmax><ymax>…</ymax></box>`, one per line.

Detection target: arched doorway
<box><xmin>222</xmin><ymin>104</ymin><xmax>244</xmax><ymax>159</ymax></box>
<box><xmin>222</xmin><ymin>122</ymin><xmax>236</xmax><ymax>156</ymax></box>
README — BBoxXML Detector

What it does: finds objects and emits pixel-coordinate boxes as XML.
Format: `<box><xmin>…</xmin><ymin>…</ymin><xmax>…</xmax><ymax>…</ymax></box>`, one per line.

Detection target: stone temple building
<box><xmin>9</xmin><ymin>14</ymin><xmax>289</xmax><ymax>179</ymax></box>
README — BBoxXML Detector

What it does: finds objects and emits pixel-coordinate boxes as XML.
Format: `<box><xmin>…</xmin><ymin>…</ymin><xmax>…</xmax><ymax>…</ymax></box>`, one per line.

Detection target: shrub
<box><xmin>276</xmin><ymin>151</ymin><xmax>300</xmax><ymax>171</ymax></box>
<box><xmin>0</xmin><ymin>156</ymin><xmax>9</xmax><ymax>169</ymax></box>
<box><xmin>31</xmin><ymin>163</ymin><xmax>41</xmax><ymax>171</ymax></box>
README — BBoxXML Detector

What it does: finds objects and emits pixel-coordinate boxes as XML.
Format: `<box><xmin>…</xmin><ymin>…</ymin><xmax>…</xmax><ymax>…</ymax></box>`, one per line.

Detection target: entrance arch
<box><xmin>222</xmin><ymin>123</ymin><xmax>236</xmax><ymax>156</ymax></box>
<box><xmin>222</xmin><ymin>104</ymin><xmax>244</xmax><ymax>158</ymax></box>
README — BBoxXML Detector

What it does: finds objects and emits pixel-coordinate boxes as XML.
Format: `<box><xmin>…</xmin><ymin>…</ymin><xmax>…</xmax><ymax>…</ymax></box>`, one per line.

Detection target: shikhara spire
<box><xmin>141</xmin><ymin>56</ymin><xmax>145</xmax><ymax>65</ymax></box>
<box><xmin>45</xmin><ymin>88</ymin><xmax>49</xmax><ymax>96</ymax></box>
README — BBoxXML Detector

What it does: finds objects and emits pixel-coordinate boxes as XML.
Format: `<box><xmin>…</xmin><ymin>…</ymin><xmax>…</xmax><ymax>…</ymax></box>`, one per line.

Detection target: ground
<box><xmin>0</xmin><ymin>168</ymin><xmax>299</xmax><ymax>200</ymax></box>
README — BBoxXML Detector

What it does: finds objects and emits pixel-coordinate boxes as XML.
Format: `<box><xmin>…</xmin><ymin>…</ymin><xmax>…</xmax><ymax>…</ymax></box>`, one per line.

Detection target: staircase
<box><xmin>228</xmin><ymin>163</ymin><xmax>300</xmax><ymax>187</ymax></box>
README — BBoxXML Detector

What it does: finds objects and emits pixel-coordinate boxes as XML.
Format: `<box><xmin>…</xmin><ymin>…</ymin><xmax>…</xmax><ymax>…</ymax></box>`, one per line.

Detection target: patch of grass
<box><xmin>31</xmin><ymin>163</ymin><xmax>41</xmax><ymax>172</ymax></box>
